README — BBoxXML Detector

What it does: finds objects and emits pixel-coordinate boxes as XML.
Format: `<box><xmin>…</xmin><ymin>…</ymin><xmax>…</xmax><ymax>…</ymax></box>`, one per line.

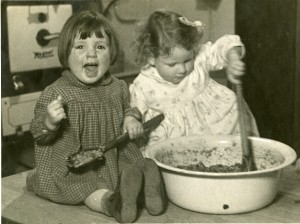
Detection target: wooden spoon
<box><xmin>236</xmin><ymin>83</ymin><xmax>257</xmax><ymax>171</ymax></box>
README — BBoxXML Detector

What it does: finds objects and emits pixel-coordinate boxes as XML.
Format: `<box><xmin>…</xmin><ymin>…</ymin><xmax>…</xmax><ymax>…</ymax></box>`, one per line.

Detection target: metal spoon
<box><xmin>66</xmin><ymin>114</ymin><xmax>165</xmax><ymax>168</ymax></box>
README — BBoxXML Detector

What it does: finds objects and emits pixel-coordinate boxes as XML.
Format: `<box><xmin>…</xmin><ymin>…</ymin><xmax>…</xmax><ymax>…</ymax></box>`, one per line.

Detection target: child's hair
<box><xmin>58</xmin><ymin>10</ymin><xmax>119</xmax><ymax>68</ymax></box>
<box><xmin>133</xmin><ymin>10</ymin><xmax>203</xmax><ymax>66</ymax></box>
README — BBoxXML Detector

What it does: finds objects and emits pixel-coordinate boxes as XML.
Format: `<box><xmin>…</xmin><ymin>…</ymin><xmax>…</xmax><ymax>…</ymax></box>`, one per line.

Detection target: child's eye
<box><xmin>97</xmin><ymin>45</ymin><xmax>106</xmax><ymax>50</ymax></box>
<box><xmin>75</xmin><ymin>45</ymin><xmax>84</xmax><ymax>49</ymax></box>
<box><xmin>167</xmin><ymin>63</ymin><xmax>176</xmax><ymax>67</ymax></box>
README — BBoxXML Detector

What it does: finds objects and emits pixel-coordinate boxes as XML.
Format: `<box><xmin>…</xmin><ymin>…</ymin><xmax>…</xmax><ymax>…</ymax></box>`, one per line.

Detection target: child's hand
<box><xmin>123</xmin><ymin>116</ymin><xmax>144</xmax><ymax>139</ymax></box>
<box><xmin>226</xmin><ymin>47</ymin><xmax>246</xmax><ymax>84</ymax></box>
<box><xmin>45</xmin><ymin>95</ymin><xmax>66</xmax><ymax>130</ymax></box>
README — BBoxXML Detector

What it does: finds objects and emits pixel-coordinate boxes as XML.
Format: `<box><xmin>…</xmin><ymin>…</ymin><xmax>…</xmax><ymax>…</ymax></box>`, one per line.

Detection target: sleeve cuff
<box><xmin>35</xmin><ymin>122</ymin><xmax>60</xmax><ymax>145</ymax></box>
<box><xmin>124</xmin><ymin>107</ymin><xmax>142</xmax><ymax>122</ymax></box>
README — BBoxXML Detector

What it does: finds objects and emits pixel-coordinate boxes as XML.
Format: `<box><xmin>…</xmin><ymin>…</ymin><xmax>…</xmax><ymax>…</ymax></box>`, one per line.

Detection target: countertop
<box><xmin>2</xmin><ymin>166</ymin><xmax>300</xmax><ymax>223</ymax></box>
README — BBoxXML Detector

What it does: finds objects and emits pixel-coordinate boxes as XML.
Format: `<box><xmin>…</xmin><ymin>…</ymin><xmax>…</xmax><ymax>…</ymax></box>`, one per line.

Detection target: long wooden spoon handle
<box><xmin>236</xmin><ymin>83</ymin><xmax>256</xmax><ymax>171</ymax></box>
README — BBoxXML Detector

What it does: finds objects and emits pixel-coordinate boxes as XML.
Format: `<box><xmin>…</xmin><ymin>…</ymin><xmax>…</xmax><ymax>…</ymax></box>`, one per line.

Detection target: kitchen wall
<box><xmin>101</xmin><ymin>0</ymin><xmax>235</xmax><ymax>65</ymax></box>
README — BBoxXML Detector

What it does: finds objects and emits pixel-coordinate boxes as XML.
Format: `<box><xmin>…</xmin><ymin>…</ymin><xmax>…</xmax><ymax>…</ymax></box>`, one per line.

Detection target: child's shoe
<box><xmin>114</xmin><ymin>165</ymin><xmax>143</xmax><ymax>223</ymax></box>
<box><xmin>136</xmin><ymin>158</ymin><xmax>166</xmax><ymax>215</ymax></box>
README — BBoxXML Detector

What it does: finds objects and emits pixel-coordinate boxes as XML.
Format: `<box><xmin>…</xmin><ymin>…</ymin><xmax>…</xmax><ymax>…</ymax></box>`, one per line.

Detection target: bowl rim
<box><xmin>144</xmin><ymin>135</ymin><xmax>297</xmax><ymax>177</ymax></box>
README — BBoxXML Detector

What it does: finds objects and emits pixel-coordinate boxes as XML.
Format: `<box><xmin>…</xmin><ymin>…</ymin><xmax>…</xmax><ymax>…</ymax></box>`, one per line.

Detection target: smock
<box><xmin>130</xmin><ymin>35</ymin><xmax>259</xmax><ymax>146</ymax></box>
<box><xmin>27</xmin><ymin>70</ymin><xmax>143</xmax><ymax>204</ymax></box>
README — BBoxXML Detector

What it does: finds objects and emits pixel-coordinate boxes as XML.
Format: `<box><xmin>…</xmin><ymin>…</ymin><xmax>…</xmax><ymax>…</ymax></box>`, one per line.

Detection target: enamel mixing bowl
<box><xmin>144</xmin><ymin>135</ymin><xmax>297</xmax><ymax>214</ymax></box>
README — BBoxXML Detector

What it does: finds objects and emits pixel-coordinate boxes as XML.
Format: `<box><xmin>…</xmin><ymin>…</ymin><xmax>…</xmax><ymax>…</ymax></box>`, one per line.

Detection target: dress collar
<box><xmin>62</xmin><ymin>70</ymin><xmax>113</xmax><ymax>89</ymax></box>
<box><xmin>141</xmin><ymin>64</ymin><xmax>179</xmax><ymax>86</ymax></box>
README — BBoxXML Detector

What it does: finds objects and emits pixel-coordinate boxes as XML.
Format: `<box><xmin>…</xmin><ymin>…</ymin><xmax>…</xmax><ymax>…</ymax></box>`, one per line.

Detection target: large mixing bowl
<box><xmin>144</xmin><ymin>135</ymin><xmax>297</xmax><ymax>214</ymax></box>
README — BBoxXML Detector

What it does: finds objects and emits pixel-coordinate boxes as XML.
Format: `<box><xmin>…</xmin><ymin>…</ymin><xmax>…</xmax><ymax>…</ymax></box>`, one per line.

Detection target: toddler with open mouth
<box><xmin>27</xmin><ymin>10</ymin><xmax>166</xmax><ymax>223</ymax></box>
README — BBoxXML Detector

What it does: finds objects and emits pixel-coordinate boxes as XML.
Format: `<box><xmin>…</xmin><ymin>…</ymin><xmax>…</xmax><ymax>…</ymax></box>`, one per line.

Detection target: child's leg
<box><xmin>135</xmin><ymin>158</ymin><xmax>166</xmax><ymax>215</ymax></box>
<box><xmin>84</xmin><ymin>189</ymin><xmax>115</xmax><ymax>217</ymax></box>
<box><xmin>114</xmin><ymin>164</ymin><xmax>143</xmax><ymax>223</ymax></box>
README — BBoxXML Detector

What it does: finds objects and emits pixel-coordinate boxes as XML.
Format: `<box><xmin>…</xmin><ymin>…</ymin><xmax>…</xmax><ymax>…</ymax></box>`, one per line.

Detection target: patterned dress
<box><xmin>27</xmin><ymin>70</ymin><xmax>143</xmax><ymax>204</ymax></box>
<box><xmin>130</xmin><ymin>35</ymin><xmax>259</xmax><ymax>146</ymax></box>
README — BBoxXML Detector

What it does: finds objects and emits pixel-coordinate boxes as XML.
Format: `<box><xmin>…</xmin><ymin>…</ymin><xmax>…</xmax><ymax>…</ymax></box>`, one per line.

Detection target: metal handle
<box><xmin>105</xmin><ymin>114</ymin><xmax>164</xmax><ymax>151</ymax></box>
<box><xmin>66</xmin><ymin>114</ymin><xmax>164</xmax><ymax>168</ymax></box>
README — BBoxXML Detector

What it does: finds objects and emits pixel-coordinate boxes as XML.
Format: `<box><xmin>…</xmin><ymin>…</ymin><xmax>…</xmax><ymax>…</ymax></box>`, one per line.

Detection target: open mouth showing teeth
<box><xmin>84</xmin><ymin>63</ymin><xmax>98</xmax><ymax>74</ymax></box>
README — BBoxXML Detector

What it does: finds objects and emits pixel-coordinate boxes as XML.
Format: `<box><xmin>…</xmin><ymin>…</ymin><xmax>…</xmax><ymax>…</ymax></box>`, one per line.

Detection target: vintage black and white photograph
<box><xmin>1</xmin><ymin>0</ymin><xmax>300</xmax><ymax>223</ymax></box>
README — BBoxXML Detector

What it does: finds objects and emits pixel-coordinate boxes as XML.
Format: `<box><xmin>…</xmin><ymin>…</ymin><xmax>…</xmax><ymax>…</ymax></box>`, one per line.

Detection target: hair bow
<box><xmin>178</xmin><ymin>16</ymin><xmax>205</xmax><ymax>31</ymax></box>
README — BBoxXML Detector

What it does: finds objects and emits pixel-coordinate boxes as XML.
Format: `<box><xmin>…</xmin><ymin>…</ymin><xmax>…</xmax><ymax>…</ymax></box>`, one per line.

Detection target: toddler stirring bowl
<box><xmin>144</xmin><ymin>135</ymin><xmax>297</xmax><ymax>214</ymax></box>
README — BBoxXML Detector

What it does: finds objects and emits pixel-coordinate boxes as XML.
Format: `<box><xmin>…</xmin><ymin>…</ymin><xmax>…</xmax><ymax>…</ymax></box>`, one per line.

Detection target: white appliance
<box><xmin>2</xmin><ymin>4</ymin><xmax>72</xmax><ymax>136</ymax></box>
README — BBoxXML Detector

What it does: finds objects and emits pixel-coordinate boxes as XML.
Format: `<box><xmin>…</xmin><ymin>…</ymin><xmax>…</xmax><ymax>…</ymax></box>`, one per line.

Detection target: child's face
<box><xmin>151</xmin><ymin>46</ymin><xmax>195</xmax><ymax>84</ymax></box>
<box><xmin>68</xmin><ymin>32</ymin><xmax>111</xmax><ymax>84</ymax></box>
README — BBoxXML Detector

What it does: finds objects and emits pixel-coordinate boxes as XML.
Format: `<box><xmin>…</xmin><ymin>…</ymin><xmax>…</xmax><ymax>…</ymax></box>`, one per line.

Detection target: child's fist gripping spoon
<box><xmin>66</xmin><ymin>114</ymin><xmax>164</xmax><ymax>168</ymax></box>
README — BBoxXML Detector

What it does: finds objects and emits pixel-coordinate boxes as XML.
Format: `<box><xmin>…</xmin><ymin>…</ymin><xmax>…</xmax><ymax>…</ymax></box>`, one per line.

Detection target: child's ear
<box><xmin>148</xmin><ymin>57</ymin><xmax>155</xmax><ymax>66</ymax></box>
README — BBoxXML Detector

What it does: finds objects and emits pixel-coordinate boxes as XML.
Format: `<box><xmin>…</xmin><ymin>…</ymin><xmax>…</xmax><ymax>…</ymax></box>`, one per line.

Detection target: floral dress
<box><xmin>27</xmin><ymin>70</ymin><xmax>142</xmax><ymax>204</ymax></box>
<box><xmin>130</xmin><ymin>35</ymin><xmax>259</xmax><ymax>146</ymax></box>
